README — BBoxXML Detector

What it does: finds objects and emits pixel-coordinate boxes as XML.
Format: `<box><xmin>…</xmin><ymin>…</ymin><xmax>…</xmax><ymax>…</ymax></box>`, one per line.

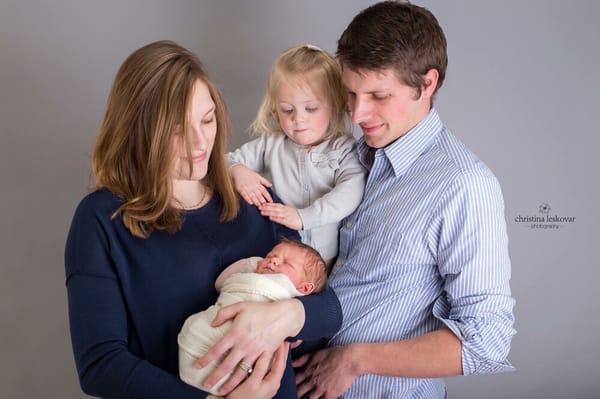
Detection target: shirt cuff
<box><xmin>297</xmin><ymin>206</ymin><xmax>320</xmax><ymax>230</ymax></box>
<box><xmin>294</xmin><ymin>286</ymin><xmax>342</xmax><ymax>341</ymax></box>
<box><xmin>433</xmin><ymin>299</ymin><xmax>515</xmax><ymax>375</ymax></box>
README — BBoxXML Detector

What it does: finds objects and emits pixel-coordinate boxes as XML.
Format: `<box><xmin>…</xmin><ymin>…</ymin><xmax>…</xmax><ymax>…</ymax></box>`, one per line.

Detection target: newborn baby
<box><xmin>178</xmin><ymin>239</ymin><xmax>327</xmax><ymax>394</ymax></box>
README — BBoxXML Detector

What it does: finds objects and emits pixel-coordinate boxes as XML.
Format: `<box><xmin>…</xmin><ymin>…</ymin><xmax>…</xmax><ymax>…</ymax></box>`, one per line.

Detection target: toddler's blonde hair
<box><xmin>251</xmin><ymin>44</ymin><xmax>348</xmax><ymax>141</ymax></box>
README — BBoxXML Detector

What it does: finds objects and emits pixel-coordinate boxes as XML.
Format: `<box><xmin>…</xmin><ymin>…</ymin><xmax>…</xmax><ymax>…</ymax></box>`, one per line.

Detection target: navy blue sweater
<box><xmin>65</xmin><ymin>189</ymin><xmax>342</xmax><ymax>398</ymax></box>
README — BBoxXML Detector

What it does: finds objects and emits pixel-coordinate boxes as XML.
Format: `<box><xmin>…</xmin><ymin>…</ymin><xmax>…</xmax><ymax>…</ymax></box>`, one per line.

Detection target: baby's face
<box><xmin>256</xmin><ymin>243</ymin><xmax>313</xmax><ymax>294</ymax></box>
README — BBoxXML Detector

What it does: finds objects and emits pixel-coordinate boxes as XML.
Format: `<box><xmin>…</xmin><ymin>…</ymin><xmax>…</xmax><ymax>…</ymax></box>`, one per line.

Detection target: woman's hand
<box><xmin>194</xmin><ymin>299</ymin><xmax>305</xmax><ymax>394</ymax></box>
<box><xmin>259</xmin><ymin>203</ymin><xmax>303</xmax><ymax>230</ymax></box>
<box><xmin>294</xmin><ymin>346</ymin><xmax>359</xmax><ymax>399</ymax></box>
<box><xmin>223</xmin><ymin>342</ymin><xmax>290</xmax><ymax>399</ymax></box>
<box><xmin>230</xmin><ymin>164</ymin><xmax>273</xmax><ymax>206</ymax></box>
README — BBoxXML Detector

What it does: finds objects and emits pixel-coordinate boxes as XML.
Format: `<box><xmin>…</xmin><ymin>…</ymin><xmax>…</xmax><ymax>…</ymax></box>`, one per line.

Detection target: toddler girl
<box><xmin>227</xmin><ymin>44</ymin><xmax>365</xmax><ymax>263</ymax></box>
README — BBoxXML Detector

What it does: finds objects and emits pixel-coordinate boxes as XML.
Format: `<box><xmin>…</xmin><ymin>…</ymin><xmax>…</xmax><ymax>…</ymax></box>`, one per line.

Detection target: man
<box><xmin>294</xmin><ymin>1</ymin><xmax>516</xmax><ymax>398</ymax></box>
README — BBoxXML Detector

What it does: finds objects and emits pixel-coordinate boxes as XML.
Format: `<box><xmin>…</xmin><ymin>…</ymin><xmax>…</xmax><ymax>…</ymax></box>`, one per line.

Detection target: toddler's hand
<box><xmin>259</xmin><ymin>203</ymin><xmax>303</xmax><ymax>230</ymax></box>
<box><xmin>230</xmin><ymin>164</ymin><xmax>273</xmax><ymax>206</ymax></box>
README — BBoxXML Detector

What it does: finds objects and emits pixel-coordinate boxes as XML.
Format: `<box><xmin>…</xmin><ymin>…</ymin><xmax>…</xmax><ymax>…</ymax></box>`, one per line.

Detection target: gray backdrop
<box><xmin>1</xmin><ymin>1</ymin><xmax>598</xmax><ymax>398</ymax></box>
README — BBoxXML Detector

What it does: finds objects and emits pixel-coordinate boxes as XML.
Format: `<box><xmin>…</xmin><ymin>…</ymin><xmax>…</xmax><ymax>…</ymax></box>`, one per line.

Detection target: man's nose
<box><xmin>351</xmin><ymin>97</ymin><xmax>370</xmax><ymax>124</ymax></box>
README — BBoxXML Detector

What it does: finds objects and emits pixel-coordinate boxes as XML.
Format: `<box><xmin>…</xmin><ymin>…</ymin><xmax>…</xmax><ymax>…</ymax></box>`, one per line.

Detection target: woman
<box><xmin>65</xmin><ymin>41</ymin><xmax>342</xmax><ymax>399</ymax></box>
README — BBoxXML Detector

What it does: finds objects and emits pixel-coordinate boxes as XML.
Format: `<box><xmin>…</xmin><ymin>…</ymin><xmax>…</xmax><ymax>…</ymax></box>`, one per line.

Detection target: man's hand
<box><xmin>230</xmin><ymin>164</ymin><xmax>273</xmax><ymax>206</ymax></box>
<box><xmin>294</xmin><ymin>346</ymin><xmax>359</xmax><ymax>399</ymax></box>
<box><xmin>259</xmin><ymin>203</ymin><xmax>303</xmax><ymax>230</ymax></box>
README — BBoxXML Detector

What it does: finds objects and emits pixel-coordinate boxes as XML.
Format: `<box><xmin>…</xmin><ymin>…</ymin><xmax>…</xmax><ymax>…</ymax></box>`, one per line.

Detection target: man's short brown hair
<box><xmin>337</xmin><ymin>1</ymin><xmax>448</xmax><ymax>99</ymax></box>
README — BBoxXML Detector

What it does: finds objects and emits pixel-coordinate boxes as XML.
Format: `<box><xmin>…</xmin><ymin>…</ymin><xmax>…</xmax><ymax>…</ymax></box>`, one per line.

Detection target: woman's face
<box><xmin>172</xmin><ymin>79</ymin><xmax>217</xmax><ymax>181</ymax></box>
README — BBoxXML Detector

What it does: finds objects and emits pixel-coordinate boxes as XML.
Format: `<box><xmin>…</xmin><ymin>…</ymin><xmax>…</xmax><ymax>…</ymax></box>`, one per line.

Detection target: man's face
<box><xmin>342</xmin><ymin>67</ymin><xmax>429</xmax><ymax>148</ymax></box>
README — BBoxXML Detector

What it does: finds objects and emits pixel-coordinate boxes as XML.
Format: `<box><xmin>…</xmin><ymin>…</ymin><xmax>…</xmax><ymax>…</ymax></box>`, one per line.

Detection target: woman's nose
<box><xmin>191</xmin><ymin>127</ymin><xmax>207</xmax><ymax>150</ymax></box>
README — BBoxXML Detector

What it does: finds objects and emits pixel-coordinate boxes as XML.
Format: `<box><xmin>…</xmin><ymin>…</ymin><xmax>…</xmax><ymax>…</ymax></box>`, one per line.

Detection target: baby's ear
<box><xmin>298</xmin><ymin>282</ymin><xmax>314</xmax><ymax>295</ymax></box>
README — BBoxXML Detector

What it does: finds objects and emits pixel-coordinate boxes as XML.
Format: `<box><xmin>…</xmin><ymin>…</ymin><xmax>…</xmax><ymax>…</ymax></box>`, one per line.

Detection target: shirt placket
<box><xmin>299</xmin><ymin>147</ymin><xmax>310</xmax><ymax>207</ymax></box>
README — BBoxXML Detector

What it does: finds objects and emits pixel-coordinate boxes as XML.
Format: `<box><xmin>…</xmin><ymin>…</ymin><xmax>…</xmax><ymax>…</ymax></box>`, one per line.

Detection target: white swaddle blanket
<box><xmin>178</xmin><ymin>257</ymin><xmax>302</xmax><ymax>394</ymax></box>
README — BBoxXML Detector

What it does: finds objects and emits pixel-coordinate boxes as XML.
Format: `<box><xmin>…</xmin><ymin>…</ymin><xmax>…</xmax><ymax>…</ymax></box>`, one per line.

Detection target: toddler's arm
<box><xmin>298</xmin><ymin>141</ymin><xmax>366</xmax><ymax>230</ymax></box>
<box><xmin>226</xmin><ymin>136</ymin><xmax>268</xmax><ymax>172</ymax></box>
<box><xmin>227</xmin><ymin>136</ymin><xmax>273</xmax><ymax>205</ymax></box>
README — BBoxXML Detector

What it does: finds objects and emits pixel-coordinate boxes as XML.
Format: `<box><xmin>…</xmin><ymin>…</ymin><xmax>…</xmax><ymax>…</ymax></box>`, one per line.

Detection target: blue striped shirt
<box><xmin>329</xmin><ymin>108</ymin><xmax>516</xmax><ymax>398</ymax></box>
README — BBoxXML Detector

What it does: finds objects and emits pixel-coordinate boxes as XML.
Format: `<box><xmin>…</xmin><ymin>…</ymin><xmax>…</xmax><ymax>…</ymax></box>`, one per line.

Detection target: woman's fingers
<box><xmin>211</xmin><ymin>303</ymin><xmax>243</xmax><ymax>327</ymax></box>
<box><xmin>195</xmin><ymin>304</ymin><xmax>243</xmax><ymax>368</ymax></box>
<box><xmin>202</xmin><ymin>347</ymin><xmax>246</xmax><ymax>390</ymax></box>
<box><xmin>218</xmin><ymin>357</ymin><xmax>257</xmax><ymax>395</ymax></box>
<box><xmin>195</xmin><ymin>335</ymin><xmax>231</xmax><ymax>369</ymax></box>
<box><xmin>249</xmin><ymin>350</ymin><xmax>272</xmax><ymax>381</ymax></box>
<box><xmin>264</xmin><ymin>342</ymin><xmax>289</xmax><ymax>385</ymax></box>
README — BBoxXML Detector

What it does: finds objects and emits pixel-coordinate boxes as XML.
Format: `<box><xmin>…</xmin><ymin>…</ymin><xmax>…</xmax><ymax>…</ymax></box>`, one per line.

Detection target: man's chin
<box><xmin>363</xmin><ymin>135</ymin><xmax>388</xmax><ymax>149</ymax></box>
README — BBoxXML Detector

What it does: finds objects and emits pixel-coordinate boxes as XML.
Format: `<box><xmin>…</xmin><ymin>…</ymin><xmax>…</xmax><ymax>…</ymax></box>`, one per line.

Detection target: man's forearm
<box><xmin>348</xmin><ymin>327</ymin><xmax>462</xmax><ymax>378</ymax></box>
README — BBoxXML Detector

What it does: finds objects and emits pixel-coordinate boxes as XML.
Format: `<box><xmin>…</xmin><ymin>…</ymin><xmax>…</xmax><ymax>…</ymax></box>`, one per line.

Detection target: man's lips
<box><xmin>361</xmin><ymin>123</ymin><xmax>384</xmax><ymax>134</ymax></box>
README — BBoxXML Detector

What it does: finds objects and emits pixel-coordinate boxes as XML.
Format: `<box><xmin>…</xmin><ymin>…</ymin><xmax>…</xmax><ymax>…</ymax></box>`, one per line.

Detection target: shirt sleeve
<box><xmin>428</xmin><ymin>169</ymin><xmax>516</xmax><ymax>376</ymax></box>
<box><xmin>226</xmin><ymin>135</ymin><xmax>268</xmax><ymax>172</ymax></box>
<box><xmin>297</xmin><ymin>140</ymin><xmax>366</xmax><ymax>230</ymax></box>
<box><xmin>64</xmin><ymin>199</ymin><xmax>206</xmax><ymax>399</ymax></box>
<box><xmin>294</xmin><ymin>285</ymin><xmax>343</xmax><ymax>341</ymax></box>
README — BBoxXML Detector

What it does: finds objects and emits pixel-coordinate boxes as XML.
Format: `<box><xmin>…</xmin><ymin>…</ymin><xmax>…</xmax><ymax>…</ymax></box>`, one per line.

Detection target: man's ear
<box><xmin>298</xmin><ymin>282</ymin><xmax>315</xmax><ymax>294</ymax></box>
<box><xmin>420</xmin><ymin>68</ymin><xmax>440</xmax><ymax>101</ymax></box>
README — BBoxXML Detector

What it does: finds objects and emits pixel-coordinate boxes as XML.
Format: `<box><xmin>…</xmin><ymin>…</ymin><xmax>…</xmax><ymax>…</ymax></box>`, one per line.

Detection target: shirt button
<box><xmin>345</xmin><ymin>220</ymin><xmax>353</xmax><ymax>228</ymax></box>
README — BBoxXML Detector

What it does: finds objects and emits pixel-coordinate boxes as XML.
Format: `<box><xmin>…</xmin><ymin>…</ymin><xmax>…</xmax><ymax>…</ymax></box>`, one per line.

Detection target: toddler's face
<box><xmin>275</xmin><ymin>79</ymin><xmax>331</xmax><ymax>146</ymax></box>
<box><xmin>256</xmin><ymin>243</ymin><xmax>314</xmax><ymax>294</ymax></box>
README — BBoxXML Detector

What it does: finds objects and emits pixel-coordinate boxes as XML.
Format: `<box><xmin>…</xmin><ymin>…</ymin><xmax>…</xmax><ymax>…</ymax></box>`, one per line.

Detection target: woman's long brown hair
<box><xmin>92</xmin><ymin>40</ymin><xmax>239</xmax><ymax>238</ymax></box>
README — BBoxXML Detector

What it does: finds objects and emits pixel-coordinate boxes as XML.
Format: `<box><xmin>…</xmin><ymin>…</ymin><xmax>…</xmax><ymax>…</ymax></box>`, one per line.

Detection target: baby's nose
<box><xmin>268</xmin><ymin>258</ymin><xmax>279</xmax><ymax>267</ymax></box>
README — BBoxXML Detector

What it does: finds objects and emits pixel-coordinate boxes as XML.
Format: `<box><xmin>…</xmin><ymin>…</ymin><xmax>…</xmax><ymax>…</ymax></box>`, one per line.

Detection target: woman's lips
<box><xmin>190</xmin><ymin>153</ymin><xmax>206</xmax><ymax>163</ymax></box>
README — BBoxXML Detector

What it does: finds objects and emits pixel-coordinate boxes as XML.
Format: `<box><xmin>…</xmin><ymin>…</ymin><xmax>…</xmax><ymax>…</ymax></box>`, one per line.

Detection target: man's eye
<box><xmin>373</xmin><ymin>93</ymin><xmax>390</xmax><ymax>100</ymax></box>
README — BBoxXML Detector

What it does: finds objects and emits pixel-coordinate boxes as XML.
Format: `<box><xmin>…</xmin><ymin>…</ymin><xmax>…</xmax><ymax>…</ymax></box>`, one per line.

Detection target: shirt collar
<box><xmin>357</xmin><ymin>108</ymin><xmax>443</xmax><ymax>177</ymax></box>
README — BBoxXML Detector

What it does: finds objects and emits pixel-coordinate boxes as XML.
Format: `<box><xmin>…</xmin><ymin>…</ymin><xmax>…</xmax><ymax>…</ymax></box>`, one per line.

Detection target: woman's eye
<box><xmin>202</xmin><ymin>116</ymin><xmax>215</xmax><ymax>124</ymax></box>
<box><xmin>306</xmin><ymin>107</ymin><xmax>318</xmax><ymax>113</ymax></box>
<box><xmin>281</xmin><ymin>108</ymin><xmax>294</xmax><ymax>114</ymax></box>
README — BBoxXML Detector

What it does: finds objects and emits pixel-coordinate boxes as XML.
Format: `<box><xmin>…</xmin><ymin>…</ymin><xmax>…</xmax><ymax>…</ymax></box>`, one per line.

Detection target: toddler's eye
<box><xmin>306</xmin><ymin>107</ymin><xmax>318</xmax><ymax>113</ymax></box>
<box><xmin>281</xmin><ymin>108</ymin><xmax>294</xmax><ymax>114</ymax></box>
